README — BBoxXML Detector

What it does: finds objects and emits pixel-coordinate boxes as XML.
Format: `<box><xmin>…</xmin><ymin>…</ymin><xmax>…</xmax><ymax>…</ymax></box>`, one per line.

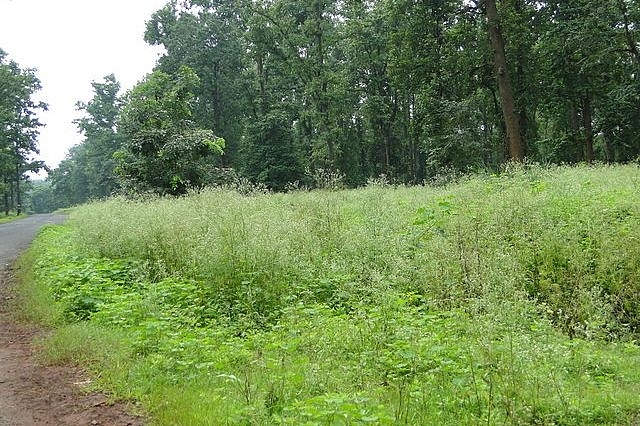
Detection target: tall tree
<box><xmin>50</xmin><ymin>74</ymin><xmax>123</xmax><ymax>205</ymax></box>
<box><xmin>536</xmin><ymin>0</ymin><xmax>636</xmax><ymax>163</ymax></box>
<box><xmin>145</xmin><ymin>0</ymin><xmax>249</xmax><ymax>165</ymax></box>
<box><xmin>116</xmin><ymin>66</ymin><xmax>225</xmax><ymax>195</ymax></box>
<box><xmin>74</xmin><ymin>74</ymin><xmax>122</xmax><ymax>196</ymax></box>
<box><xmin>484</xmin><ymin>0</ymin><xmax>524</xmax><ymax>160</ymax></box>
<box><xmin>138</xmin><ymin>0</ymin><xmax>640</xmax><ymax>186</ymax></box>
<box><xmin>0</xmin><ymin>49</ymin><xmax>46</xmax><ymax>214</ymax></box>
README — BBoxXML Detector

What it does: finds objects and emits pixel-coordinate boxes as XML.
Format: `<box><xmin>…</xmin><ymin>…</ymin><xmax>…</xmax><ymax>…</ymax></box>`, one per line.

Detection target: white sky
<box><xmin>0</xmin><ymin>0</ymin><xmax>168</xmax><ymax>173</ymax></box>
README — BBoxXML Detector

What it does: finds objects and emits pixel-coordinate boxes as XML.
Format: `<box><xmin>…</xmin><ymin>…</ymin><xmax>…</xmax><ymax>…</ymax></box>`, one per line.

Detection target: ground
<box><xmin>0</xmin><ymin>214</ymin><xmax>145</xmax><ymax>426</ymax></box>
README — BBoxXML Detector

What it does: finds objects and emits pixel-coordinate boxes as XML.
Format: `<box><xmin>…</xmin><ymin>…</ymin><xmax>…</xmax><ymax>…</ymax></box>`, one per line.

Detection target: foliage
<box><xmin>21</xmin><ymin>164</ymin><xmax>640</xmax><ymax>425</ymax></box>
<box><xmin>41</xmin><ymin>0</ymin><xmax>640</xmax><ymax>199</ymax></box>
<box><xmin>0</xmin><ymin>48</ymin><xmax>47</xmax><ymax>214</ymax></box>
<box><xmin>240</xmin><ymin>109</ymin><xmax>305</xmax><ymax>191</ymax></box>
<box><xmin>145</xmin><ymin>0</ymin><xmax>248</xmax><ymax>165</ymax></box>
<box><xmin>48</xmin><ymin>75</ymin><xmax>123</xmax><ymax>206</ymax></box>
<box><xmin>26</xmin><ymin>180</ymin><xmax>61</xmax><ymax>213</ymax></box>
<box><xmin>115</xmin><ymin>66</ymin><xmax>225</xmax><ymax>195</ymax></box>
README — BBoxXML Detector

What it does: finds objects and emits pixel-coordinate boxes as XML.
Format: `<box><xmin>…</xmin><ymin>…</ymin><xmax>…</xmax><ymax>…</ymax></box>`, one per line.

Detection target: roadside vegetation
<box><xmin>0</xmin><ymin>212</ymin><xmax>26</xmax><ymax>224</ymax></box>
<box><xmin>17</xmin><ymin>164</ymin><xmax>640</xmax><ymax>425</ymax></box>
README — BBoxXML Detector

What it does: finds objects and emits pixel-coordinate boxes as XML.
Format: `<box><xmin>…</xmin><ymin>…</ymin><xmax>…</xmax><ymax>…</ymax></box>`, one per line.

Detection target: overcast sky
<box><xmin>0</xmin><ymin>0</ymin><xmax>168</xmax><ymax>173</ymax></box>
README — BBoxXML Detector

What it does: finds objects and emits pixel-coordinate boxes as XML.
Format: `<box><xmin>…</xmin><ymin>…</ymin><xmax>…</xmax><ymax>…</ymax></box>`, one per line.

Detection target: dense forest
<box><xmin>3</xmin><ymin>0</ymin><xmax>640</xmax><ymax>209</ymax></box>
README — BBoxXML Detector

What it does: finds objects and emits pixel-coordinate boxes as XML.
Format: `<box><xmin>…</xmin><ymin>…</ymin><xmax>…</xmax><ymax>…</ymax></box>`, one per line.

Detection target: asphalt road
<box><xmin>0</xmin><ymin>214</ymin><xmax>67</xmax><ymax>268</ymax></box>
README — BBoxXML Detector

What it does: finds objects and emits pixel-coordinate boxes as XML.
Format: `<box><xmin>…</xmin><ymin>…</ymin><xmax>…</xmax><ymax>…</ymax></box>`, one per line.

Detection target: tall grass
<box><xmin>22</xmin><ymin>164</ymin><xmax>640</xmax><ymax>424</ymax></box>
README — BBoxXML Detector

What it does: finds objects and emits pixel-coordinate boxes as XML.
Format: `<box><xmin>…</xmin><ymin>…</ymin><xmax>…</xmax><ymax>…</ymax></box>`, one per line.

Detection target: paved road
<box><xmin>0</xmin><ymin>214</ymin><xmax>67</xmax><ymax>267</ymax></box>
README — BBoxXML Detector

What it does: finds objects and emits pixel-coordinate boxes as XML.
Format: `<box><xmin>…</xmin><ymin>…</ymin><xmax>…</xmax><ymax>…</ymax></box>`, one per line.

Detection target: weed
<box><xmin>16</xmin><ymin>164</ymin><xmax>640</xmax><ymax>425</ymax></box>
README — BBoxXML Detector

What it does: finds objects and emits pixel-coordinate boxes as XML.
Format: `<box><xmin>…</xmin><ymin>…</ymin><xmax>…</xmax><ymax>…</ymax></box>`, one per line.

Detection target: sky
<box><xmin>0</xmin><ymin>0</ymin><xmax>168</xmax><ymax>174</ymax></box>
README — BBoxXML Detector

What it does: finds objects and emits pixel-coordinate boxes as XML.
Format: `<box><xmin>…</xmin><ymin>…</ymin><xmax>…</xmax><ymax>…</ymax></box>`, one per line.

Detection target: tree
<box><xmin>241</xmin><ymin>109</ymin><xmax>304</xmax><ymax>190</ymax></box>
<box><xmin>535</xmin><ymin>0</ymin><xmax>638</xmax><ymax>163</ymax></box>
<box><xmin>49</xmin><ymin>74</ymin><xmax>123</xmax><ymax>205</ymax></box>
<box><xmin>484</xmin><ymin>0</ymin><xmax>525</xmax><ymax>160</ymax></box>
<box><xmin>116</xmin><ymin>66</ymin><xmax>225</xmax><ymax>195</ymax></box>
<box><xmin>48</xmin><ymin>144</ymin><xmax>91</xmax><ymax>206</ymax></box>
<box><xmin>0</xmin><ymin>49</ymin><xmax>47</xmax><ymax>214</ymax></box>
<box><xmin>74</xmin><ymin>74</ymin><xmax>123</xmax><ymax>197</ymax></box>
<box><xmin>145</xmin><ymin>0</ymin><xmax>249</xmax><ymax>165</ymax></box>
<box><xmin>138</xmin><ymin>0</ymin><xmax>640</xmax><ymax>186</ymax></box>
<box><xmin>27</xmin><ymin>180</ymin><xmax>60</xmax><ymax>213</ymax></box>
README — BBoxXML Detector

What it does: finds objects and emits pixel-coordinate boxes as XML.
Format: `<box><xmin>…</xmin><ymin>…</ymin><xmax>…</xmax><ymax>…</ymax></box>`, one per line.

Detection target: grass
<box><xmin>11</xmin><ymin>244</ymin><xmax>63</xmax><ymax>326</ymax></box>
<box><xmin>15</xmin><ymin>163</ymin><xmax>640</xmax><ymax>425</ymax></box>
<box><xmin>0</xmin><ymin>212</ymin><xmax>26</xmax><ymax>224</ymax></box>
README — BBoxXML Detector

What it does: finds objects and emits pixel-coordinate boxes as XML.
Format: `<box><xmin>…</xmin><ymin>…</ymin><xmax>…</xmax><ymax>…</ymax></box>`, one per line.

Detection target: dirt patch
<box><xmin>0</xmin><ymin>267</ymin><xmax>146</xmax><ymax>426</ymax></box>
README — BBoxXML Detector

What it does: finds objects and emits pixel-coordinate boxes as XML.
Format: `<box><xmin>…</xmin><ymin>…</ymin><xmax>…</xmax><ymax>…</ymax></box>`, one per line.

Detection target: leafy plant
<box><xmin>18</xmin><ymin>164</ymin><xmax>640</xmax><ymax>425</ymax></box>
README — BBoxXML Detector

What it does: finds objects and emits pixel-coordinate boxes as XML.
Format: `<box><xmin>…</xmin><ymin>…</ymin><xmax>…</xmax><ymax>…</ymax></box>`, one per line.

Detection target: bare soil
<box><xmin>0</xmin><ymin>215</ymin><xmax>145</xmax><ymax>425</ymax></box>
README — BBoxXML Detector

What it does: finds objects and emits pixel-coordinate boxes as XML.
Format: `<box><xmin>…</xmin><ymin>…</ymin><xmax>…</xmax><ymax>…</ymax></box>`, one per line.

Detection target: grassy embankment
<box><xmin>0</xmin><ymin>212</ymin><xmax>26</xmax><ymax>224</ymax></box>
<box><xmin>15</xmin><ymin>164</ymin><xmax>640</xmax><ymax>425</ymax></box>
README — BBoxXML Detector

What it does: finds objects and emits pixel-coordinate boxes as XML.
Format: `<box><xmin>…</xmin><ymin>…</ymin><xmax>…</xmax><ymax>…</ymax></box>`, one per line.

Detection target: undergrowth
<box><xmin>0</xmin><ymin>212</ymin><xmax>26</xmax><ymax>224</ymax></box>
<box><xmin>19</xmin><ymin>164</ymin><xmax>640</xmax><ymax>425</ymax></box>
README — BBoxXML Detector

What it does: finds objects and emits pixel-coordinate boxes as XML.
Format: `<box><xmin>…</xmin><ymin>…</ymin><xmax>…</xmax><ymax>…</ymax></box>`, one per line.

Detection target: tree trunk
<box><xmin>513</xmin><ymin>0</ymin><xmax>532</xmax><ymax>144</ymax></box>
<box><xmin>582</xmin><ymin>95</ymin><xmax>594</xmax><ymax>163</ymax></box>
<box><xmin>3</xmin><ymin>177</ymin><xmax>8</xmax><ymax>216</ymax></box>
<box><xmin>15</xmin><ymin>164</ymin><xmax>21</xmax><ymax>215</ymax></box>
<box><xmin>406</xmin><ymin>93</ymin><xmax>418</xmax><ymax>183</ymax></box>
<box><xmin>603</xmin><ymin>129</ymin><xmax>615</xmax><ymax>163</ymax></box>
<box><xmin>570</xmin><ymin>102</ymin><xmax>582</xmax><ymax>161</ymax></box>
<box><xmin>485</xmin><ymin>0</ymin><xmax>525</xmax><ymax>161</ymax></box>
<box><xmin>212</xmin><ymin>60</ymin><xmax>221</xmax><ymax>130</ymax></box>
<box><xmin>312</xmin><ymin>0</ymin><xmax>335</xmax><ymax>169</ymax></box>
<box><xmin>256</xmin><ymin>54</ymin><xmax>267</xmax><ymax>115</ymax></box>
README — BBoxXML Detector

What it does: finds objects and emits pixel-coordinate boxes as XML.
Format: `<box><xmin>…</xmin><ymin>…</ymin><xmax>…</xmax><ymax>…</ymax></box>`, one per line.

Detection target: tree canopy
<box><xmin>137</xmin><ymin>0</ymin><xmax>640</xmax><ymax>188</ymax></box>
<box><xmin>49</xmin><ymin>74</ymin><xmax>123</xmax><ymax>206</ymax></box>
<box><xmin>47</xmin><ymin>0</ymin><xmax>640</xmax><ymax>202</ymax></box>
<box><xmin>0</xmin><ymin>49</ymin><xmax>46</xmax><ymax>214</ymax></box>
<box><xmin>115</xmin><ymin>66</ymin><xmax>225</xmax><ymax>196</ymax></box>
